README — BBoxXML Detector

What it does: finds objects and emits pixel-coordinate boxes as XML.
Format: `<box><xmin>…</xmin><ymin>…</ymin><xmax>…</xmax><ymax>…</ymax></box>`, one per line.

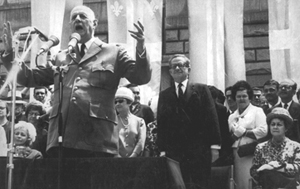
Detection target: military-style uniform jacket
<box><xmin>2</xmin><ymin>38</ymin><xmax>151</xmax><ymax>155</ymax></box>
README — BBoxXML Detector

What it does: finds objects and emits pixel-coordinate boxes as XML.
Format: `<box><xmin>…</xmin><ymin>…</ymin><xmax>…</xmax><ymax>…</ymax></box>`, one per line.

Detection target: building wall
<box><xmin>0</xmin><ymin>0</ymin><xmax>271</xmax><ymax>93</ymax></box>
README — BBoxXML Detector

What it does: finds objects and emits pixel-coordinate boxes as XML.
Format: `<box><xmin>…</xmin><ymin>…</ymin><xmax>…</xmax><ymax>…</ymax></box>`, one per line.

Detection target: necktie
<box><xmin>284</xmin><ymin>103</ymin><xmax>288</xmax><ymax>109</ymax></box>
<box><xmin>178</xmin><ymin>83</ymin><xmax>184</xmax><ymax>104</ymax></box>
<box><xmin>80</xmin><ymin>43</ymin><xmax>86</xmax><ymax>57</ymax></box>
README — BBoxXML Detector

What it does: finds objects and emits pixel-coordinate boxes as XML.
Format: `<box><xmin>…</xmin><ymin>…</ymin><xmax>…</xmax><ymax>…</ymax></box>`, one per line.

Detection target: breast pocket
<box><xmin>88</xmin><ymin>61</ymin><xmax>117</xmax><ymax>88</ymax></box>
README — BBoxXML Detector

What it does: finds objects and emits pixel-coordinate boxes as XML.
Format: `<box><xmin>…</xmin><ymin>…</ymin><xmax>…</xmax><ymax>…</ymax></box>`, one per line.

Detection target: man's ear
<box><xmin>93</xmin><ymin>20</ymin><xmax>98</xmax><ymax>27</ymax></box>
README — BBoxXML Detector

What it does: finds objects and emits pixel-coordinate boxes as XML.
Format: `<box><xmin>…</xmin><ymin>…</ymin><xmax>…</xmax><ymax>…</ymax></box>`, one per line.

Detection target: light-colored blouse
<box><xmin>118</xmin><ymin>113</ymin><xmax>146</xmax><ymax>157</ymax></box>
<box><xmin>228</xmin><ymin>103</ymin><xmax>268</xmax><ymax>147</ymax></box>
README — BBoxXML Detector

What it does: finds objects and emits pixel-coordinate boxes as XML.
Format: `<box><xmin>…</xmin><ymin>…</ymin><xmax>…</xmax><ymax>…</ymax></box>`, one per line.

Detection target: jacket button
<box><xmin>74</xmin><ymin>86</ymin><xmax>78</xmax><ymax>90</ymax></box>
<box><xmin>78</xmin><ymin>67</ymin><xmax>82</xmax><ymax>70</ymax></box>
<box><xmin>76</xmin><ymin>77</ymin><xmax>81</xmax><ymax>80</ymax></box>
<box><xmin>72</xmin><ymin>97</ymin><xmax>76</xmax><ymax>101</ymax></box>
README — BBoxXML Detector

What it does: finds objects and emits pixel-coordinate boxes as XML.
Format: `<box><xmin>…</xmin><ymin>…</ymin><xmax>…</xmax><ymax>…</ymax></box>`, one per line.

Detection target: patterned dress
<box><xmin>250</xmin><ymin>137</ymin><xmax>300</xmax><ymax>182</ymax></box>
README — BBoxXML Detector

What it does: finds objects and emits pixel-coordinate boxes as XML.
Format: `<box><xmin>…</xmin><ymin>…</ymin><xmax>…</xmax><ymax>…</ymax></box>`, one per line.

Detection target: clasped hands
<box><xmin>257</xmin><ymin>161</ymin><xmax>283</xmax><ymax>172</ymax></box>
<box><xmin>231</xmin><ymin>122</ymin><xmax>246</xmax><ymax>138</ymax></box>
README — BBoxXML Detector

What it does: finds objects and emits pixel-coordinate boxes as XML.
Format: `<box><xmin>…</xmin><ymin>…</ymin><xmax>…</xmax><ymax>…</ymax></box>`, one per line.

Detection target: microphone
<box><xmin>34</xmin><ymin>27</ymin><xmax>49</xmax><ymax>42</ymax></box>
<box><xmin>37</xmin><ymin>35</ymin><xmax>60</xmax><ymax>56</ymax></box>
<box><xmin>68</xmin><ymin>33</ymin><xmax>81</xmax><ymax>54</ymax></box>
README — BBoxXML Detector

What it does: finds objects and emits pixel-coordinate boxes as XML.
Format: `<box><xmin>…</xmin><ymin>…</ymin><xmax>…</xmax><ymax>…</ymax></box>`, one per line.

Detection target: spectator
<box><xmin>25</xmin><ymin>101</ymin><xmax>48</xmax><ymax>157</ymax></box>
<box><xmin>250</xmin><ymin>108</ymin><xmax>300</xmax><ymax>188</ymax></box>
<box><xmin>14</xmin><ymin>121</ymin><xmax>43</xmax><ymax>159</ymax></box>
<box><xmin>0</xmin><ymin>100</ymin><xmax>11</xmax><ymax>143</ymax></box>
<box><xmin>228</xmin><ymin>80</ymin><xmax>267</xmax><ymax>189</ymax></box>
<box><xmin>157</xmin><ymin>54</ymin><xmax>221</xmax><ymax>189</ymax></box>
<box><xmin>0</xmin><ymin>126</ymin><xmax>6</xmax><ymax>156</ymax></box>
<box><xmin>33</xmin><ymin>86</ymin><xmax>51</xmax><ymax>111</ymax></box>
<box><xmin>125</xmin><ymin>83</ymin><xmax>154</xmax><ymax>127</ymax></box>
<box><xmin>252</xmin><ymin>87</ymin><xmax>262</xmax><ymax>107</ymax></box>
<box><xmin>225</xmin><ymin>86</ymin><xmax>237</xmax><ymax>113</ymax></box>
<box><xmin>276</xmin><ymin>79</ymin><xmax>300</xmax><ymax>142</ymax></box>
<box><xmin>5</xmin><ymin>91</ymin><xmax>27</xmax><ymax>123</ymax></box>
<box><xmin>262</xmin><ymin>79</ymin><xmax>281</xmax><ymax>115</ymax></box>
<box><xmin>1</xmin><ymin>5</ymin><xmax>151</xmax><ymax>158</ymax></box>
<box><xmin>208</xmin><ymin>85</ymin><xmax>232</xmax><ymax>163</ymax></box>
<box><xmin>115</xmin><ymin>87</ymin><xmax>146</xmax><ymax>158</ymax></box>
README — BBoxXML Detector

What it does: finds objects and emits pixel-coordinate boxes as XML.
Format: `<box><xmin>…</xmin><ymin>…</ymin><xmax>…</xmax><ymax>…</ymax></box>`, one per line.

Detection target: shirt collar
<box><xmin>268</xmin><ymin>98</ymin><xmax>281</xmax><ymax>108</ymax></box>
<box><xmin>80</xmin><ymin>37</ymin><xmax>95</xmax><ymax>51</ymax></box>
<box><xmin>282</xmin><ymin>100</ymin><xmax>292</xmax><ymax>109</ymax></box>
<box><xmin>175</xmin><ymin>79</ymin><xmax>188</xmax><ymax>89</ymax></box>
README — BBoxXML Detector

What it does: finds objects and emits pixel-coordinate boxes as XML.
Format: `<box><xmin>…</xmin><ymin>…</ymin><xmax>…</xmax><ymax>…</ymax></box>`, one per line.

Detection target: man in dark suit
<box><xmin>1</xmin><ymin>5</ymin><xmax>151</xmax><ymax>158</ymax></box>
<box><xmin>208</xmin><ymin>85</ymin><xmax>232</xmax><ymax>164</ymax></box>
<box><xmin>157</xmin><ymin>54</ymin><xmax>221</xmax><ymax>189</ymax></box>
<box><xmin>126</xmin><ymin>83</ymin><xmax>154</xmax><ymax>126</ymax></box>
<box><xmin>261</xmin><ymin>79</ymin><xmax>281</xmax><ymax>115</ymax></box>
<box><xmin>276</xmin><ymin>79</ymin><xmax>300</xmax><ymax>142</ymax></box>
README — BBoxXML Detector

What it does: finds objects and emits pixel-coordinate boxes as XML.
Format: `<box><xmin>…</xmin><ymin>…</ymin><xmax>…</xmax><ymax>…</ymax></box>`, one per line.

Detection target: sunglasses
<box><xmin>133</xmin><ymin>91</ymin><xmax>140</xmax><ymax>95</ymax></box>
<box><xmin>35</xmin><ymin>92</ymin><xmax>45</xmax><ymax>95</ymax></box>
<box><xmin>115</xmin><ymin>99</ymin><xmax>126</xmax><ymax>104</ymax></box>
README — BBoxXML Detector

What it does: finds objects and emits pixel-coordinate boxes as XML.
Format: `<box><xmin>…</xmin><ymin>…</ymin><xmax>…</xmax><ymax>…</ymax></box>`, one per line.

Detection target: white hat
<box><xmin>115</xmin><ymin>87</ymin><xmax>134</xmax><ymax>102</ymax></box>
<box><xmin>6</xmin><ymin>91</ymin><xmax>27</xmax><ymax>104</ymax></box>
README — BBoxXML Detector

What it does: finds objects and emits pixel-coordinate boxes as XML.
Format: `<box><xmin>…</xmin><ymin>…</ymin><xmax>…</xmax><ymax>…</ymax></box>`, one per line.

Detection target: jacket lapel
<box><xmin>79</xmin><ymin>38</ymin><xmax>103</xmax><ymax>64</ymax></box>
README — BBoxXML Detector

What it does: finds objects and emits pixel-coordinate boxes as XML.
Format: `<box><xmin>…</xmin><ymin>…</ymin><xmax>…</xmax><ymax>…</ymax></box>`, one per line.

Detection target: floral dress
<box><xmin>250</xmin><ymin>137</ymin><xmax>300</xmax><ymax>182</ymax></box>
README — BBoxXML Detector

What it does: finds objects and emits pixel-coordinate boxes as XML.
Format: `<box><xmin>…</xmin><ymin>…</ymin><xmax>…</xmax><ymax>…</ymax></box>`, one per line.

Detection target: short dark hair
<box><xmin>263</xmin><ymin>79</ymin><xmax>279</xmax><ymax>90</ymax></box>
<box><xmin>25</xmin><ymin>101</ymin><xmax>46</xmax><ymax>118</ymax></box>
<box><xmin>231</xmin><ymin>80</ymin><xmax>253</xmax><ymax>101</ymax></box>
<box><xmin>168</xmin><ymin>54</ymin><xmax>190</xmax><ymax>68</ymax></box>
<box><xmin>34</xmin><ymin>86</ymin><xmax>48</xmax><ymax>95</ymax></box>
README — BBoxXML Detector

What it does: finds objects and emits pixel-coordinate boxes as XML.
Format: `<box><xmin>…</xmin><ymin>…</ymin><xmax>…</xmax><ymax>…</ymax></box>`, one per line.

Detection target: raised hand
<box><xmin>1</xmin><ymin>22</ymin><xmax>13</xmax><ymax>53</ymax></box>
<box><xmin>128</xmin><ymin>21</ymin><xmax>145</xmax><ymax>53</ymax></box>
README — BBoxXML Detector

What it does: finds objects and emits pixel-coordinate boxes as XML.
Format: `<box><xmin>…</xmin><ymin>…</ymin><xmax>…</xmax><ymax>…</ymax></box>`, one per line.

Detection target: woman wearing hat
<box><xmin>250</xmin><ymin>107</ymin><xmax>300</xmax><ymax>189</ymax></box>
<box><xmin>115</xmin><ymin>87</ymin><xmax>146</xmax><ymax>158</ymax></box>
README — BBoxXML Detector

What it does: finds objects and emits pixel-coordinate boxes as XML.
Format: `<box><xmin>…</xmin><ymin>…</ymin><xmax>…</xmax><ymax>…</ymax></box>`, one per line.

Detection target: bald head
<box><xmin>70</xmin><ymin>5</ymin><xmax>95</xmax><ymax>21</ymax></box>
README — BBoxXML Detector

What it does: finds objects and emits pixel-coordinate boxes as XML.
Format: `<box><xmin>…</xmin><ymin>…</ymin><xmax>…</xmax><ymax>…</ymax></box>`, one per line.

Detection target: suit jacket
<box><xmin>2</xmin><ymin>38</ymin><xmax>151</xmax><ymax>155</ymax></box>
<box><xmin>157</xmin><ymin>82</ymin><xmax>221</xmax><ymax>155</ymax></box>
<box><xmin>130</xmin><ymin>102</ymin><xmax>154</xmax><ymax>126</ymax></box>
<box><xmin>215</xmin><ymin>102</ymin><xmax>232</xmax><ymax>156</ymax></box>
<box><xmin>274</xmin><ymin>101</ymin><xmax>300</xmax><ymax>142</ymax></box>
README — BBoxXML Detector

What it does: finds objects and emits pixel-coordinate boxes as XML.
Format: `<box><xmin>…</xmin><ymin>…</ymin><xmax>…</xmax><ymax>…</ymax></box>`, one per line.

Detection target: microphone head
<box><xmin>48</xmin><ymin>35</ymin><xmax>60</xmax><ymax>46</ymax></box>
<box><xmin>70</xmin><ymin>33</ymin><xmax>81</xmax><ymax>41</ymax></box>
<box><xmin>33</xmin><ymin>27</ymin><xmax>48</xmax><ymax>42</ymax></box>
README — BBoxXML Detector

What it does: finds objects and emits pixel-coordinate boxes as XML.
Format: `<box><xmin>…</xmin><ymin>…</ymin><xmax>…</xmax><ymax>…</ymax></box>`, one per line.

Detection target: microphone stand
<box><xmin>36</xmin><ymin>52</ymin><xmax>65</xmax><ymax>189</ymax></box>
<box><xmin>5</xmin><ymin>30</ymin><xmax>40</xmax><ymax>189</ymax></box>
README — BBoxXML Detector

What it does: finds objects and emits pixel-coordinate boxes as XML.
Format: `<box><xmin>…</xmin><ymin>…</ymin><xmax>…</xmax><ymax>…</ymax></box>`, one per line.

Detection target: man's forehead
<box><xmin>70</xmin><ymin>6</ymin><xmax>95</xmax><ymax>20</ymax></box>
<box><xmin>171</xmin><ymin>57</ymin><xmax>185</xmax><ymax>64</ymax></box>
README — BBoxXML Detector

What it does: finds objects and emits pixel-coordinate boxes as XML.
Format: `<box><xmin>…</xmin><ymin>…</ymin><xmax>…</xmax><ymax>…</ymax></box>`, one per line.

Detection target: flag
<box><xmin>107</xmin><ymin>0</ymin><xmax>163</xmax><ymax>106</ymax></box>
<box><xmin>188</xmin><ymin>0</ymin><xmax>245</xmax><ymax>91</ymax></box>
<box><xmin>269</xmin><ymin>0</ymin><xmax>300</xmax><ymax>85</ymax></box>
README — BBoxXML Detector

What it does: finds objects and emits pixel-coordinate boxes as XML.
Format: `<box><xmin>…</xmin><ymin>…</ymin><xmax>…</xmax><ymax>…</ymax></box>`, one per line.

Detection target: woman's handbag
<box><xmin>237</xmin><ymin>140</ymin><xmax>258</xmax><ymax>158</ymax></box>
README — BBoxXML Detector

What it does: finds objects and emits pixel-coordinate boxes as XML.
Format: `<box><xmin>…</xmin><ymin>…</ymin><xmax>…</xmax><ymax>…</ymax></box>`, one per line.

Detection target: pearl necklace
<box><xmin>119</xmin><ymin>115</ymin><xmax>129</xmax><ymax>127</ymax></box>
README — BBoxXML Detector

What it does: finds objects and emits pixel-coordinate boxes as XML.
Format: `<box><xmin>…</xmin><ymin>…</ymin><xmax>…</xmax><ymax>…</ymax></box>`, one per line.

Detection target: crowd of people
<box><xmin>0</xmin><ymin>4</ymin><xmax>299</xmax><ymax>189</ymax></box>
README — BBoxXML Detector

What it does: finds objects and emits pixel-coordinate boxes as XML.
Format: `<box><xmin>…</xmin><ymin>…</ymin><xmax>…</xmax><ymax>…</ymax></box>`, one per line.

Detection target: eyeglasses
<box><xmin>35</xmin><ymin>92</ymin><xmax>45</xmax><ymax>95</ymax></box>
<box><xmin>132</xmin><ymin>91</ymin><xmax>140</xmax><ymax>95</ymax></box>
<box><xmin>28</xmin><ymin>112</ymin><xmax>40</xmax><ymax>117</ymax></box>
<box><xmin>170</xmin><ymin>64</ymin><xmax>189</xmax><ymax>70</ymax></box>
<box><xmin>279</xmin><ymin>85</ymin><xmax>293</xmax><ymax>91</ymax></box>
<box><xmin>263</xmin><ymin>88</ymin><xmax>276</xmax><ymax>93</ymax></box>
<box><xmin>115</xmin><ymin>99</ymin><xmax>126</xmax><ymax>104</ymax></box>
